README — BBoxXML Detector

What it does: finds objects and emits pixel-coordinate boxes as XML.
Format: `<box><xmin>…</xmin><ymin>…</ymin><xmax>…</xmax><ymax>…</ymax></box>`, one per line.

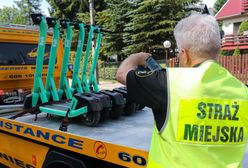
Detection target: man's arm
<box><xmin>116</xmin><ymin>52</ymin><xmax>150</xmax><ymax>85</ymax></box>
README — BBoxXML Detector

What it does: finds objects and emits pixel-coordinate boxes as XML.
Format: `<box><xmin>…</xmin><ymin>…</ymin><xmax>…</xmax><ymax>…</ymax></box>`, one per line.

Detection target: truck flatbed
<box><xmin>0</xmin><ymin>108</ymin><xmax>153</xmax><ymax>167</ymax></box>
<box><xmin>14</xmin><ymin>108</ymin><xmax>153</xmax><ymax>151</ymax></box>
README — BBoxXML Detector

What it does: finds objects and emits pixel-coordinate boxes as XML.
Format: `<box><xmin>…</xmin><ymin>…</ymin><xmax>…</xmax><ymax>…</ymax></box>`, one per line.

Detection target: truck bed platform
<box><xmin>1</xmin><ymin>108</ymin><xmax>248</xmax><ymax>167</ymax></box>
<box><xmin>14</xmin><ymin>108</ymin><xmax>153</xmax><ymax>151</ymax></box>
<box><xmin>0</xmin><ymin>108</ymin><xmax>153</xmax><ymax>167</ymax></box>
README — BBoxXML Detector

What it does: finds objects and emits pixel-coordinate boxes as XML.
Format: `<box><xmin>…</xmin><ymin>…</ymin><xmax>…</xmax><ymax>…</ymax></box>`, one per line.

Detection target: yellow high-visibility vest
<box><xmin>147</xmin><ymin>60</ymin><xmax>248</xmax><ymax>168</ymax></box>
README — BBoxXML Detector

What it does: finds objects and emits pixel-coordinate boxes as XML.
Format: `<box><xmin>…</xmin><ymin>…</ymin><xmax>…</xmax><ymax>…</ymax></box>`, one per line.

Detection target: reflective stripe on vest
<box><xmin>147</xmin><ymin>60</ymin><xmax>248</xmax><ymax>168</ymax></box>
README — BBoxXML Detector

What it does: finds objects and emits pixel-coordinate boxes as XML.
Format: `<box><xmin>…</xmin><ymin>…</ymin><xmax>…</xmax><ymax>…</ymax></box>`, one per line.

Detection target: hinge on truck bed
<box><xmin>59</xmin><ymin>108</ymin><xmax>71</xmax><ymax>132</ymax></box>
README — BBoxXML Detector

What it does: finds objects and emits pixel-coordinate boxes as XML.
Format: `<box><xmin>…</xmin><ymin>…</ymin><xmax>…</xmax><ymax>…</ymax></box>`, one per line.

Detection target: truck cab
<box><xmin>0</xmin><ymin>24</ymin><xmax>68</xmax><ymax>104</ymax></box>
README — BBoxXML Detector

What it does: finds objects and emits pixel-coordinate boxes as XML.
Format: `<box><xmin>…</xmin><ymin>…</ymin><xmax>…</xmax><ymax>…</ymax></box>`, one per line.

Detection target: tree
<box><xmin>123</xmin><ymin>0</ymin><xmax>200</xmax><ymax>56</ymax></box>
<box><xmin>239</xmin><ymin>20</ymin><xmax>248</xmax><ymax>33</ymax></box>
<box><xmin>0</xmin><ymin>6</ymin><xmax>24</xmax><ymax>24</ymax></box>
<box><xmin>47</xmin><ymin>0</ymin><xmax>106</xmax><ymax>20</ymax></box>
<box><xmin>99</xmin><ymin>0</ymin><xmax>134</xmax><ymax>60</ymax></box>
<box><xmin>47</xmin><ymin>0</ymin><xmax>86</xmax><ymax>20</ymax></box>
<box><xmin>213</xmin><ymin>0</ymin><xmax>227</xmax><ymax>14</ymax></box>
<box><xmin>14</xmin><ymin>0</ymin><xmax>42</xmax><ymax>24</ymax></box>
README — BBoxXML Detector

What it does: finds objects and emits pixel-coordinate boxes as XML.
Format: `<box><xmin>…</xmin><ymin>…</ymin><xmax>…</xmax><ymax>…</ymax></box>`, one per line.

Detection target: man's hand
<box><xmin>116</xmin><ymin>52</ymin><xmax>151</xmax><ymax>85</ymax></box>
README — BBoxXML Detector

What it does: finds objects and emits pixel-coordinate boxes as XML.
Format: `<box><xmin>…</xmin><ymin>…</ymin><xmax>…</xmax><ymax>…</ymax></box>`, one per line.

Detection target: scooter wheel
<box><xmin>81</xmin><ymin>111</ymin><xmax>101</xmax><ymax>127</ymax></box>
<box><xmin>23</xmin><ymin>94</ymin><xmax>41</xmax><ymax>114</ymax></box>
<box><xmin>100</xmin><ymin>108</ymin><xmax>110</xmax><ymax>122</ymax></box>
<box><xmin>123</xmin><ymin>103</ymin><xmax>136</xmax><ymax>116</ymax></box>
<box><xmin>136</xmin><ymin>104</ymin><xmax>145</xmax><ymax>111</ymax></box>
<box><xmin>23</xmin><ymin>94</ymin><xmax>32</xmax><ymax>109</ymax></box>
<box><xmin>110</xmin><ymin>105</ymin><xmax>123</xmax><ymax>119</ymax></box>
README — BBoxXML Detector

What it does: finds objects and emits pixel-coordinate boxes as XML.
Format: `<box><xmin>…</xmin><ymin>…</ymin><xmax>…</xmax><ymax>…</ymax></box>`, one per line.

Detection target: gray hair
<box><xmin>174</xmin><ymin>14</ymin><xmax>221</xmax><ymax>59</ymax></box>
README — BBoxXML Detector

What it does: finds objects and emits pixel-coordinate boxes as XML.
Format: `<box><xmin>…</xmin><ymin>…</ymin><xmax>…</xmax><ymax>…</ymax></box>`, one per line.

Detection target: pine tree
<box><xmin>99</xmin><ymin>0</ymin><xmax>134</xmax><ymax>60</ymax></box>
<box><xmin>123</xmin><ymin>0</ymin><xmax>200</xmax><ymax>56</ymax></box>
<box><xmin>213</xmin><ymin>0</ymin><xmax>227</xmax><ymax>14</ymax></box>
<box><xmin>47</xmin><ymin>0</ymin><xmax>87</xmax><ymax>20</ymax></box>
<box><xmin>47</xmin><ymin>0</ymin><xmax>106</xmax><ymax>20</ymax></box>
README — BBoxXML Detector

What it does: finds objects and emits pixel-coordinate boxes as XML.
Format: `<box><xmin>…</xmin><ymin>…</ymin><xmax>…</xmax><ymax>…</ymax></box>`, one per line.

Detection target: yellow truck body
<box><xmin>0</xmin><ymin>26</ymin><xmax>64</xmax><ymax>92</ymax></box>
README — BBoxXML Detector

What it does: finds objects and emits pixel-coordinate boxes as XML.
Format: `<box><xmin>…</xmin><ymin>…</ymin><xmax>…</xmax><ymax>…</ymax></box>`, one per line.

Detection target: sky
<box><xmin>0</xmin><ymin>0</ymin><xmax>216</xmax><ymax>17</ymax></box>
<box><xmin>202</xmin><ymin>0</ymin><xmax>216</xmax><ymax>8</ymax></box>
<box><xmin>0</xmin><ymin>0</ymin><xmax>50</xmax><ymax>16</ymax></box>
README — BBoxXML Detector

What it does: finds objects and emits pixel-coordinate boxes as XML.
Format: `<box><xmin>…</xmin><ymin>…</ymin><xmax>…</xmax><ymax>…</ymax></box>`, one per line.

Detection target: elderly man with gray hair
<box><xmin>116</xmin><ymin>14</ymin><xmax>248</xmax><ymax>168</ymax></box>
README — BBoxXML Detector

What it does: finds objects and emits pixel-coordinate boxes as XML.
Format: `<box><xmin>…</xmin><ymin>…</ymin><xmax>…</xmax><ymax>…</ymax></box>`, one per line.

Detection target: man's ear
<box><xmin>181</xmin><ymin>49</ymin><xmax>192</xmax><ymax>67</ymax></box>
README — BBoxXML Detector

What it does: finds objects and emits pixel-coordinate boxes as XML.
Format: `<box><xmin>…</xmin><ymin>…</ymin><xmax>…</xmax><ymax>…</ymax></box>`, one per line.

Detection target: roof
<box><xmin>215</xmin><ymin>0</ymin><xmax>243</xmax><ymax>20</ymax></box>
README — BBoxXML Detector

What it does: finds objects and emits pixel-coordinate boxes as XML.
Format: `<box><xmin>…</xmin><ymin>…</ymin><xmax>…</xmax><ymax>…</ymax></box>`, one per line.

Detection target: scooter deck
<box><xmin>39</xmin><ymin>101</ymin><xmax>87</xmax><ymax>118</ymax></box>
<box><xmin>42</xmin><ymin>103</ymin><xmax>70</xmax><ymax>111</ymax></box>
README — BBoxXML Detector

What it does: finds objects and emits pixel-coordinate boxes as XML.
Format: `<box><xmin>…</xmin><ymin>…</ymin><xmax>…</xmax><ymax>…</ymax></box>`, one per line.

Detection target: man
<box><xmin>116</xmin><ymin>14</ymin><xmax>248</xmax><ymax>168</ymax></box>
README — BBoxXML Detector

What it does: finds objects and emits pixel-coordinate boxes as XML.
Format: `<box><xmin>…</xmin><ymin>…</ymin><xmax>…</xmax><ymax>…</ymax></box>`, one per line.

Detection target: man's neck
<box><xmin>190</xmin><ymin>58</ymin><xmax>209</xmax><ymax>67</ymax></box>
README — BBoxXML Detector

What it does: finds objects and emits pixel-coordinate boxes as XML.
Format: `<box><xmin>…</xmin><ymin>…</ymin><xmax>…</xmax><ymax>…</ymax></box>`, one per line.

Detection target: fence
<box><xmin>219</xmin><ymin>55</ymin><xmax>248</xmax><ymax>84</ymax></box>
<box><xmin>99</xmin><ymin>62</ymin><xmax>121</xmax><ymax>80</ymax></box>
<box><xmin>169</xmin><ymin>55</ymin><xmax>248</xmax><ymax>84</ymax></box>
<box><xmin>100</xmin><ymin>55</ymin><xmax>248</xmax><ymax>84</ymax></box>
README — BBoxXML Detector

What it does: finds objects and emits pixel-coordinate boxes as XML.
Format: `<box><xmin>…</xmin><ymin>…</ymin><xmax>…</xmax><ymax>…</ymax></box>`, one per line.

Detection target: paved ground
<box><xmin>68</xmin><ymin>79</ymin><xmax>124</xmax><ymax>90</ymax></box>
<box><xmin>98</xmin><ymin>81</ymin><xmax>124</xmax><ymax>90</ymax></box>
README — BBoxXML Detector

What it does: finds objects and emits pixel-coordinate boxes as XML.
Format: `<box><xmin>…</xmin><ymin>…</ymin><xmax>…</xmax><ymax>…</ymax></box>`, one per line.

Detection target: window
<box><xmin>233</xmin><ymin>22</ymin><xmax>241</xmax><ymax>34</ymax></box>
<box><xmin>0</xmin><ymin>42</ymin><xmax>51</xmax><ymax>65</ymax></box>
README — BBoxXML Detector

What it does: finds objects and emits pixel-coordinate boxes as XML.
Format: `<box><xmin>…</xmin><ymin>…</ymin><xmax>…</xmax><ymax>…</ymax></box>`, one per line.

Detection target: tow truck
<box><xmin>0</xmin><ymin>14</ymin><xmax>151</xmax><ymax>168</ymax></box>
<box><xmin>1</xmin><ymin>14</ymin><xmax>248</xmax><ymax>168</ymax></box>
<box><xmin>0</xmin><ymin>22</ymin><xmax>72</xmax><ymax>105</ymax></box>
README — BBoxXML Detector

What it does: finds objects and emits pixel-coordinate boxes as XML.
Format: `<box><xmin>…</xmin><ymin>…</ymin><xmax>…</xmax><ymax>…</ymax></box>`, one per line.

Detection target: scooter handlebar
<box><xmin>46</xmin><ymin>17</ymin><xmax>57</xmax><ymax>28</ymax></box>
<box><xmin>31</xmin><ymin>13</ymin><xmax>43</xmax><ymax>25</ymax></box>
<box><xmin>59</xmin><ymin>19</ymin><xmax>70</xmax><ymax>29</ymax></box>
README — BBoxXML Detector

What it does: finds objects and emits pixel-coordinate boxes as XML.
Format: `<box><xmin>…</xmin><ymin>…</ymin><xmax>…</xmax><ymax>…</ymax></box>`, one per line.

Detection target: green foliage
<box><xmin>100</xmin><ymin>0</ymin><xmax>134</xmax><ymax>59</ymax></box>
<box><xmin>47</xmin><ymin>0</ymin><xmax>107</xmax><ymax>64</ymax></box>
<box><xmin>47</xmin><ymin>0</ymin><xmax>106</xmax><ymax>20</ymax></box>
<box><xmin>233</xmin><ymin>47</ymin><xmax>241</xmax><ymax>56</ymax></box>
<box><xmin>220</xmin><ymin>49</ymin><xmax>230</xmax><ymax>56</ymax></box>
<box><xmin>213</xmin><ymin>0</ymin><xmax>227</xmax><ymax>14</ymax></box>
<box><xmin>239</xmin><ymin>20</ymin><xmax>248</xmax><ymax>33</ymax></box>
<box><xmin>46</xmin><ymin>0</ymin><xmax>202</xmax><ymax>60</ymax></box>
<box><xmin>0</xmin><ymin>6</ymin><xmax>23</xmax><ymax>24</ymax></box>
<box><xmin>0</xmin><ymin>0</ymin><xmax>41</xmax><ymax>24</ymax></box>
<box><xmin>123</xmin><ymin>0</ymin><xmax>200</xmax><ymax>55</ymax></box>
<box><xmin>220</xmin><ymin>49</ymin><xmax>225</xmax><ymax>56</ymax></box>
<box><xmin>14</xmin><ymin>0</ymin><xmax>42</xmax><ymax>24</ymax></box>
<box><xmin>98</xmin><ymin>61</ymin><xmax>118</xmax><ymax>80</ymax></box>
<box><xmin>47</xmin><ymin>0</ymin><xmax>87</xmax><ymax>20</ymax></box>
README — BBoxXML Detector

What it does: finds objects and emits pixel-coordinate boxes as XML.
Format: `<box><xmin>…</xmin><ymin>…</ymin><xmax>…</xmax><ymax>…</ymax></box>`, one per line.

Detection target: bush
<box><xmin>239</xmin><ymin>20</ymin><xmax>248</xmax><ymax>33</ymax></box>
<box><xmin>233</xmin><ymin>47</ymin><xmax>241</xmax><ymax>56</ymax></box>
<box><xmin>220</xmin><ymin>49</ymin><xmax>226</xmax><ymax>56</ymax></box>
<box><xmin>220</xmin><ymin>49</ymin><xmax>232</xmax><ymax>56</ymax></box>
<box><xmin>98</xmin><ymin>61</ymin><xmax>119</xmax><ymax>80</ymax></box>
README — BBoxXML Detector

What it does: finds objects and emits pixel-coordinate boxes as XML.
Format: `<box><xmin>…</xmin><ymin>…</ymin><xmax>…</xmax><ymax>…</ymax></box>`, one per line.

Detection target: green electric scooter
<box><xmin>45</xmin><ymin>17</ymin><xmax>60</xmax><ymax>102</ymax></box>
<box><xmin>70</xmin><ymin>21</ymin><xmax>85</xmax><ymax>94</ymax></box>
<box><xmin>82</xmin><ymin>26</ymin><xmax>125</xmax><ymax>119</ymax></box>
<box><xmin>24</xmin><ymin>14</ymin><xmax>103</xmax><ymax>129</ymax></box>
<box><xmin>57</xmin><ymin>19</ymin><xmax>73</xmax><ymax>100</ymax></box>
<box><xmin>87</xmin><ymin>27</ymin><xmax>137</xmax><ymax>116</ymax></box>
